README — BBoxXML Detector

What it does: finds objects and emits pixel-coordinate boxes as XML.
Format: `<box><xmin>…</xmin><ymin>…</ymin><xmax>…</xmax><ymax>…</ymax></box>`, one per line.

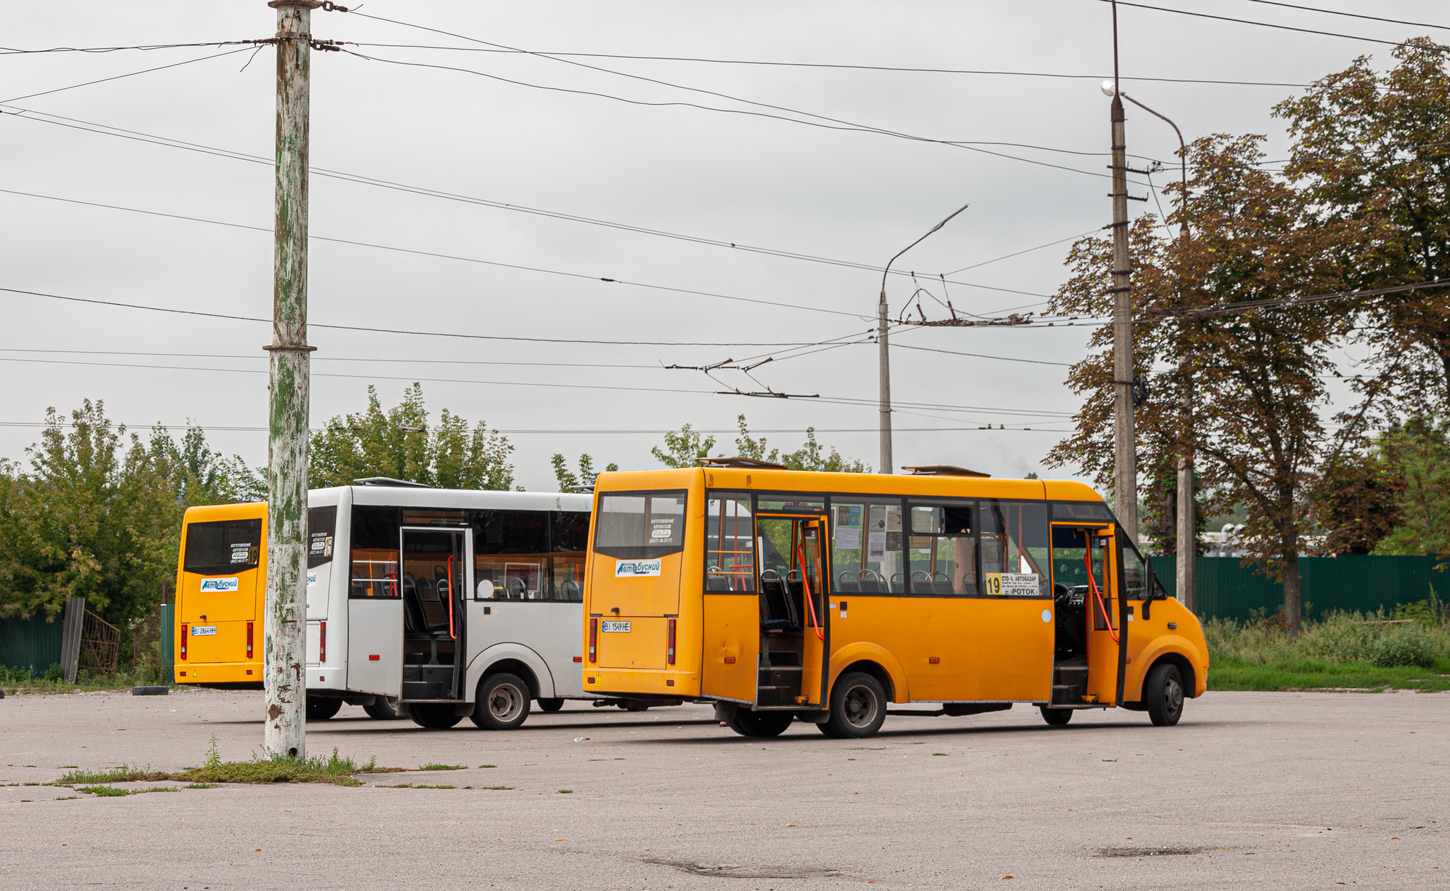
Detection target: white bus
<box><xmin>303</xmin><ymin>480</ymin><xmax>598</xmax><ymax>729</ymax></box>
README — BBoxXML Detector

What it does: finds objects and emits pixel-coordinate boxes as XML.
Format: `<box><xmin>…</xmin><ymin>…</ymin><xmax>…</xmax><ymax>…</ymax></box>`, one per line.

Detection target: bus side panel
<box><xmin>346</xmin><ymin>600</ymin><xmax>403</xmax><ymax>698</ymax></box>
<box><xmin>958</xmin><ymin>599</ymin><xmax>1055</xmax><ymax>702</ymax></box>
<box><xmin>700</xmin><ymin>594</ymin><xmax>758</xmax><ymax>703</ymax></box>
<box><xmin>548</xmin><ymin>602</ymin><xmax>585</xmax><ymax>698</ymax></box>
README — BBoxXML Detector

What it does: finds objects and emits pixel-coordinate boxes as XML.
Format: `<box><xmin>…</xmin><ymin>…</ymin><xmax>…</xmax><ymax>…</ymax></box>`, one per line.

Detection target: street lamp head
<box><xmin>1100</xmin><ymin>80</ymin><xmax>1118</xmax><ymax>98</ymax></box>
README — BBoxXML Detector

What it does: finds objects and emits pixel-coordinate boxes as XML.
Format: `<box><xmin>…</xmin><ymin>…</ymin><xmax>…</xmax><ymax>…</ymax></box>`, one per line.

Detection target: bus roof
<box><xmin>592</xmin><ymin>467</ymin><xmax>1105</xmax><ymax>505</ymax></box>
<box><xmin>310</xmin><ymin>485</ymin><xmax>592</xmax><ymax>512</ymax></box>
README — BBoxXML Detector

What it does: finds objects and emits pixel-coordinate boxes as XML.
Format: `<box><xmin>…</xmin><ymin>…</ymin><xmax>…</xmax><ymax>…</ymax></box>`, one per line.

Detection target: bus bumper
<box><xmin>175</xmin><ymin>661</ymin><xmax>261</xmax><ymax>686</ymax></box>
<box><xmin>583</xmin><ymin>668</ymin><xmax>700</xmax><ymax>699</ymax></box>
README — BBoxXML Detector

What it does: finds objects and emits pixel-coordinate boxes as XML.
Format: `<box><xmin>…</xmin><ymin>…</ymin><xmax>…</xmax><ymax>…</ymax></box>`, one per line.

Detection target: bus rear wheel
<box><xmin>1145</xmin><ymin>662</ymin><xmax>1185</xmax><ymax>727</ymax></box>
<box><xmin>826</xmin><ymin>672</ymin><xmax>887</xmax><ymax>738</ymax></box>
<box><xmin>410</xmin><ymin>703</ymin><xmax>463</xmax><ymax>729</ymax></box>
<box><xmin>471</xmin><ymin>673</ymin><xmax>531</xmax><ymax>730</ymax></box>
<box><xmin>727</xmin><ymin>710</ymin><xmax>793</xmax><ymax>737</ymax></box>
<box><xmin>306</xmin><ymin>696</ymin><xmax>342</xmax><ymax>721</ymax></box>
<box><xmin>1039</xmin><ymin>706</ymin><xmax>1074</xmax><ymax>726</ymax></box>
<box><xmin>536</xmin><ymin>698</ymin><xmax>564</xmax><ymax>713</ymax></box>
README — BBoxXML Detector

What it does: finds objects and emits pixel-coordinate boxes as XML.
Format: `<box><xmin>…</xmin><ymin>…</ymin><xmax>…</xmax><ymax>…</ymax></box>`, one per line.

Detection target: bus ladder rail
<box><xmin>796</xmin><ymin>541</ymin><xmax>825</xmax><ymax>641</ymax></box>
<box><xmin>1085</xmin><ymin>548</ymin><xmax>1118</xmax><ymax>644</ymax></box>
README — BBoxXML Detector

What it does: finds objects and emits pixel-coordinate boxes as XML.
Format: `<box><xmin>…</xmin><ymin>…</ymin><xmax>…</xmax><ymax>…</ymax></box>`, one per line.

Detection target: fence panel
<box><xmin>1151</xmin><ymin>555</ymin><xmax>1446</xmax><ymax>623</ymax></box>
<box><xmin>0</xmin><ymin>614</ymin><xmax>65</xmax><ymax>675</ymax></box>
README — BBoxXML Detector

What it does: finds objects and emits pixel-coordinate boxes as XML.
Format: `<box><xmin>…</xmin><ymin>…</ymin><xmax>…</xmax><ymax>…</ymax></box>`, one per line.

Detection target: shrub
<box><xmin>1368</xmin><ymin>627</ymin><xmax>1441</xmax><ymax>668</ymax></box>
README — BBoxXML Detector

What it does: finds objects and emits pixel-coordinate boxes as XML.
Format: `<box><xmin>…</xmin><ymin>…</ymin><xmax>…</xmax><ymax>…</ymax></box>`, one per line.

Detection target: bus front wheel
<box><xmin>471</xmin><ymin>673</ymin><xmax>531</xmax><ymax>730</ymax></box>
<box><xmin>727</xmin><ymin>710</ymin><xmax>793</xmax><ymax>737</ymax></box>
<box><xmin>1144</xmin><ymin>662</ymin><xmax>1185</xmax><ymax>727</ymax></box>
<box><xmin>306</xmin><ymin>696</ymin><xmax>342</xmax><ymax>721</ymax></box>
<box><xmin>1039</xmin><ymin>706</ymin><xmax>1073</xmax><ymax>726</ymax></box>
<box><xmin>410</xmin><ymin>703</ymin><xmax>463</xmax><ymax>729</ymax></box>
<box><xmin>826</xmin><ymin>672</ymin><xmax>887</xmax><ymax>738</ymax></box>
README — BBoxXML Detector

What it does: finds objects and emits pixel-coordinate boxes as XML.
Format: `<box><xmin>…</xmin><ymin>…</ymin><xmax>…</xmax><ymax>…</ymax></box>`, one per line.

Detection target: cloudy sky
<box><xmin>0</xmin><ymin>1</ymin><xmax>1438</xmax><ymax>489</ymax></box>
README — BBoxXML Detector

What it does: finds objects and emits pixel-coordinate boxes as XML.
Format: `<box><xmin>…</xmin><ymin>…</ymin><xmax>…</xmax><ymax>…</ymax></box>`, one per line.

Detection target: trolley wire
<box><xmin>1</xmin><ymin>46</ymin><xmax>260</xmax><ymax>104</ymax></box>
<box><xmin>1095</xmin><ymin>0</ymin><xmax>1414</xmax><ymax>46</ymax></box>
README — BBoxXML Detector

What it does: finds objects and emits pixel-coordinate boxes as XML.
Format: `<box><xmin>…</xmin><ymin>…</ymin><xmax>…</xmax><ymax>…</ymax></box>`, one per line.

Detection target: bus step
<box><xmin>1050</xmin><ymin>684</ymin><xmax>1084</xmax><ymax>706</ymax></box>
<box><xmin>1053</xmin><ymin>665</ymin><xmax>1088</xmax><ymax>686</ymax></box>
<box><xmin>756</xmin><ymin>685</ymin><xmax>798</xmax><ymax>707</ymax></box>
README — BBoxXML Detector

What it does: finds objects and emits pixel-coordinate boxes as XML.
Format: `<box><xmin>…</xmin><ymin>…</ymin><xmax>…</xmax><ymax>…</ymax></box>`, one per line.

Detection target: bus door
<box><xmin>1079</xmin><ymin>528</ymin><xmax>1121</xmax><ymax>705</ymax></box>
<box><xmin>753</xmin><ymin>514</ymin><xmax>830</xmax><ymax>708</ymax></box>
<box><xmin>400</xmin><ymin>527</ymin><xmax>468</xmax><ymax>700</ymax></box>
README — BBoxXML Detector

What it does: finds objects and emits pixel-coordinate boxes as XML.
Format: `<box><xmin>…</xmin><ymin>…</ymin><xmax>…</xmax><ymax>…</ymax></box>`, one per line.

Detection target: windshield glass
<box><xmin>594</xmin><ymin>491</ymin><xmax>687</xmax><ymax>559</ymax></box>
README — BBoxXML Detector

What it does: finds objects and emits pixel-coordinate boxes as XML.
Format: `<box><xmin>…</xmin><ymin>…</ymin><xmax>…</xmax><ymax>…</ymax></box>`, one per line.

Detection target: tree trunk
<box><xmin>1283</xmin><ymin>549</ymin><xmax>1303</xmax><ymax>639</ymax></box>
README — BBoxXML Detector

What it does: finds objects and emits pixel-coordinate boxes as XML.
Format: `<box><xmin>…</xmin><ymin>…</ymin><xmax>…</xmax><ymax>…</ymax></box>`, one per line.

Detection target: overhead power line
<box><xmin>1145</xmin><ymin>279</ymin><xmax>1450</xmax><ymax>319</ymax></box>
<box><xmin>0</xmin><ymin>187</ymin><xmax>873</xmax><ymax>319</ymax></box>
<box><xmin>0</xmin><ymin>285</ymin><xmax>856</xmax><ymax>348</ymax></box>
<box><xmin>1</xmin><ymin>46</ymin><xmax>260</xmax><ymax>104</ymax></box>
<box><xmin>1</xmin><ymin>106</ymin><xmax>1057</xmax><ymax>303</ymax></box>
<box><xmin>0</xmin><ymin>40</ymin><xmax>277</xmax><ymax>54</ymax></box>
<box><xmin>1097</xmin><ymin>0</ymin><xmax>1411</xmax><ymax>47</ymax></box>
<box><xmin>348</xmin><ymin>42</ymin><xmax>1311</xmax><ymax>87</ymax></box>
<box><xmin>0</xmin><ymin>418</ymin><xmax>1066</xmax><ymax>435</ymax></box>
<box><xmin>1241</xmin><ymin>0</ymin><xmax>1450</xmax><ymax>33</ymax></box>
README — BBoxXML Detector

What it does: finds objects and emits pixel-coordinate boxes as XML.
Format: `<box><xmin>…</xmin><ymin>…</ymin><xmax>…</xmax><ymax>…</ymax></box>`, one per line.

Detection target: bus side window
<box><xmin>906</xmin><ymin>503</ymin><xmax>977</xmax><ymax>595</ymax></box>
<box><xmin>706</xmin><ymin>492</ymin><xmax>755</xmax><ymax>593</ymax></box>
<box><xmin>349</xmin><ymin>506</ymin><xmax>400</xmax><ymax>598</ymax></box>
<box><xmin>827</xmin><ymin>500</ymin><xmax>905</xmax><ymax>594</ymax></box>
<box><xmin>980</xmin><ymin>501</ymin><xmax>1051</xmax><ymax>597</ymax></box>
<box><xmin>551</xmin><ymin>511</ymin><xmax>589</xmax><ymax>602</ymax></box>
<box><xmin>475</xmin><ymin>510</ymin><xmax>549</xmax><ymax>601</ymax></box>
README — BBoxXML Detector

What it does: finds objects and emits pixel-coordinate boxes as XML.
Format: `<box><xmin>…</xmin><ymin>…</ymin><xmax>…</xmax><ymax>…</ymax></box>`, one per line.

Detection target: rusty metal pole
<box><xmin>1108</xmin><ymin>1</ymin><xmax>1138</xmax><ymax>543</ymax></box>
<box><xmin>263</xmin><ymin>0</ymin><xmax>318</xmax><ymax>760</ymax></box>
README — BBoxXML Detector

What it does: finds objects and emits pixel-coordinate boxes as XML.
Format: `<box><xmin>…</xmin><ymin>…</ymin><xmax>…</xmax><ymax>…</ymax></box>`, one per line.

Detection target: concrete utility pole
<box><xmin>1119</xmin><ymin>90</ymin><xmax>1195</xmax><ymax>608</ymax></box>
<box><xmin>263</xmin><ymin>0</ymin><xmax>318</xmax><ymax>760</ymax></box>
<box><xmin>877</xmin><ymin>202</ymin><xmax>970</xmax><ymax>475</ymax></box>
<box><xmin>1107</xmin><ymin>0</ymin><xmax>1139</xmax><ymax>542</ymax></box>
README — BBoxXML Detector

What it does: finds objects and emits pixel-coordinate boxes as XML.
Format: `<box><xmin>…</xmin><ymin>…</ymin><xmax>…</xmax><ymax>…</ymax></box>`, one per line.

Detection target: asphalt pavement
<box><xmin>1</xmin><ymin>687</ymin><xmax>1444</xmax><ymax>889</ymax></box>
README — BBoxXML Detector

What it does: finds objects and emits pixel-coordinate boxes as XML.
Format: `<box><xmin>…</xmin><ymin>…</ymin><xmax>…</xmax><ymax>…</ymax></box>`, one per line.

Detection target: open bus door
<box><xmin>1084</xmin><ymin>528</ymin><xmax>1123</xmax><ymax>705</ymax></box>
<box><xmin>753</xmin><ymin>514</ymin><xmax>830</xmax><ymax>709</ymax></box>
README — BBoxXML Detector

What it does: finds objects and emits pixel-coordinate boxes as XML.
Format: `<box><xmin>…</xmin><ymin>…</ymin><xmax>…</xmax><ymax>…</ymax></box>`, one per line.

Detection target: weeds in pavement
<box><xmin>59</xmin><ymin>766</ymin><xmax>170</xmax><ymax>785</ymax></box>
<box><xmin>419</xmin><ymin>763</ymin><xmax>465</xmax><ymax>771</ymax></box>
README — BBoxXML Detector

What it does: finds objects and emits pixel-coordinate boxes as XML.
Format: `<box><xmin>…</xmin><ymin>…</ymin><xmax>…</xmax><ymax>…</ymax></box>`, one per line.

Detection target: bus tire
<box><xmin>826</xmin><ymin>671</ymin><xmax>887</xmax><ymax>738</ymax></box>
<box><xmin>727</xmin><ymin>710</ymin><xmax>793</xmax><ymax>737</ymax></box>
<box><xmin>1144</xmin><ymin>662</ymin><xmax>1185</xmax><ymax>727</ymax></box>
<box><xmin>536</xmin><ymin>698</ymin><xmax>564</xmax><ymax>713</ymax></box>
<box><xmin>1039</xmin><ymin>706</ymin><xmax>1073</xmax><ymax>726</ymax></box>
<box><xmin>815</xmin><ymin>720</ymin><xmax>840</xmax><ymax>738</ymax></box>
<box><xmin>364</xmin><ymin>698</ymin><xmax>402</xmax><ymax>720</ymax></box>
<box><xmin>306</xmin><ymin>696</ymin><xmax>342</xmax><ymax>721</ymax></box>
<box><xmin>471</xmin><ymin>673</ymin><xmax>531</xmax><ymax>730</ymax></box>
<box><xmin>410</xmin><ymin>703</ymin><xmax>463</xmax><ymax>729</ymax></box>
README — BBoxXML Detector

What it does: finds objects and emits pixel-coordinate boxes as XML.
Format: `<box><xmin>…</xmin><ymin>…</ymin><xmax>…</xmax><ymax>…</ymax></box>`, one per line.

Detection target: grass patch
<box><xmin>76</xmin><ymin>785</ymin><xmax>130</xmax><ymax>797</ymax></box>
<box><xmin>0</xmin><ymin>663</ymin><xmax>171</xmax><ymax>696</ymax></box>
<box><xmin>59</xmin><ymin>766</ymin><xmax>169</xmax><ymax>785</ymax></box>
<box><xmin>1205</xmin><ymin>606</ymin><xmax>1450</xmax><ymax>691</ymax></box>
<box><xmin>184</xmin><ymin>783</ymin><xmax>218</xmax><ymax>789</ymax></box>
<box><xmin>557</xmin><ymin>789</ymin><xmax>573</xmax><ymax>794</ymax></box>
<box><xmin>379</xmin><ymin>783</ymin><xmax>456</xmax><ymax>789</ymax></box>
<box><xmin>54</xmin><ymin>795</ymin><xmax>77</xmax><ymax>801</ymax></box>
<box><xmin>478</xmin><ymin>764</ymin><xmax>497</xmax><ymax>769</ymax></box>
<box><xmin>483</xmin><ymin>785</ymin><xmax>514</xmax><ymax>790</ymax></box>
<box><xmin>419</xmin><ymin>763</ymin><xmax>465</xmax><ymax>771</ymax></box>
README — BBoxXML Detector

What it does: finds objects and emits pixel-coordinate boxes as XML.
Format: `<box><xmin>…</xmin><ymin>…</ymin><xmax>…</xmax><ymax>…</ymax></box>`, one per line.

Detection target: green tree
<box><xmin>310</xmin><ymin>384</ymin><xmax>514</xmax><ymax>489</ymax></box>
<box><xmin>1373</xmin><ymin>417</ymin><xmax>1450</xmax><ymax>555</ymax></box>
<box><xmin>1276</xmin><ymin>38</ymin><xmax>1450</xmax><ymax>409</ymax></box>
<box><xmin>734</xmin><ymin>415</ymin><xmax>869</xmax><ymax>472</ymax></box>
<box><xmin>651</xmin><ymin>424</ymin><xmax>717</xmax><ymax>468</ymax></box>
<box><xmin>0</xmin><ymin>402</ymin><xmax>182</xmax><ymax>625</ymax></box>
<box><xmin>1050</xmin><ymin>135</ymin><xmax>1341</xmax><ymax>637</ymax></box>
<box><xmin>550</xmin><ymin>453</ymin><xmax>617</xmax><ymax>491</ymax></box>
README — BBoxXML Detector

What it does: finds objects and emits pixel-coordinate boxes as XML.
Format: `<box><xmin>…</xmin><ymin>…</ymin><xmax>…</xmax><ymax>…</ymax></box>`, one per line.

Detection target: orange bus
<box><xmin>581</xmin><ymin>461</ymin><xmax>1208</xmax><ymax>738</ymax></box>
<box><xmin>174</xmin><ymin>502</ymin><xmax>268</xmax><ymax>687</ymax></box>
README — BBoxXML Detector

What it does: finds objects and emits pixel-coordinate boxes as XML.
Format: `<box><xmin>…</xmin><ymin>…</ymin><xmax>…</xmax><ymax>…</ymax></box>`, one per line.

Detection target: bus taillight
<box><xmin>319</xmin><ymin>621</ymin><xmax>327</xmax><ymax>663</ymax></box>
<box><xmin>246</xmin><ymin>622</ymin><xmax>253</xmax><ymax>659</ymax></box>
<box><xmin>667</xmin><ymin>618</ymin><xmax>676</xmax><ymax>665</ymax></box>
<box><xmin>180</xmin><ymin>624</ymin><xmax>188</xmax><ymax>660</ymax></box>
<box><xmin>588</xmin><ymin>618</ymin><xmax>598</xmax><ymax>663</ymax></box>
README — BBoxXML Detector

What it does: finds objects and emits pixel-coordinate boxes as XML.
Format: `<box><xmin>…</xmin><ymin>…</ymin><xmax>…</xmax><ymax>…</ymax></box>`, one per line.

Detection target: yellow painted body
<box><xmin>173</xmin><ymin>502</ymin><xmax>267</xmax><ymax>687</ymax></box>
<box><xmin>582</xmin><ymin>468</ymin><xmax>1209</xmax><ymax>713</ymax></box>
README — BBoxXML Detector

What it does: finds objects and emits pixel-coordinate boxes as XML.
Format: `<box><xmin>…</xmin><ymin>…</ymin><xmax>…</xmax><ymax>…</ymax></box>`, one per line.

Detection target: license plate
<box><xmin>191</xmin><ymin>625</ymin><xmax>217</xmax><ymax>637</ymax></box>
<box><xmin>601</xmin><ymin>621</ymin><xmax>631</xmax><ymax>633</ymax></box>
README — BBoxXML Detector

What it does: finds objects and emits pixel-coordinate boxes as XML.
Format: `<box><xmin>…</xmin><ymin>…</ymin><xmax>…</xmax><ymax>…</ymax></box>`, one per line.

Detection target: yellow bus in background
<box><xmin>174</xmin><ymin>502</ymin><xmax>268</xmax><ymax>687</ymax></box>
<box><xmin>581</xmin><ymin>461</ymin><xmax>1208</xmax><ymax>738</ymax></box>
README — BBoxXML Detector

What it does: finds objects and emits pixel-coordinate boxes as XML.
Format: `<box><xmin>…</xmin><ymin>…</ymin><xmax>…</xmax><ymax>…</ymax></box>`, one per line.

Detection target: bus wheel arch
<box><xmin>829</xmin><ymin>644</ymin><xmax>908</xmax><ymax>703</ymax></box>
<box><xmin>835</xmin><ymin>659</ymin><xmax>896</xmax><ymax>703</ymax></box>
<box><xmin>1136</xmin><ymin>652</ymin><xmax>1196</xmax><ymax>705</ymax></box>
<box><xmin>1140</xmin><ymin>657</ymin><xmax>1190</xmax><ymax>727</ymax></box>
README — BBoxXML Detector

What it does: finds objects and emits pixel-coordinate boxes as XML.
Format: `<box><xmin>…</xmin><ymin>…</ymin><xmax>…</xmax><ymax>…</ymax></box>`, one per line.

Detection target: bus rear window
<box><xmin>594</xmin><ymin>491</ymin><xmax>686</xmax><ymax>559</ymax></box>
<box><xmin>184</xmin><ymin>519</ymin><xmax>262</xmax><ymax>575</ymax></box>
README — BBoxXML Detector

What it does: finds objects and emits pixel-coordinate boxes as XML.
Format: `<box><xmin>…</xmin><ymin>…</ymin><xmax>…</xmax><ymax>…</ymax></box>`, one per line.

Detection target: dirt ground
<box><xmin>0</xmin><ymin>687</ymin><xmax>1444</xmax><ymax>889</ymax></box>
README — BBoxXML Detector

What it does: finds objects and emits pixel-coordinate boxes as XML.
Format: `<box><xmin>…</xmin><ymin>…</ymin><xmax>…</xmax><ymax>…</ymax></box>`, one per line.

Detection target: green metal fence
<box><xmin>1151</xmin><ymin>555</ymin><xmax>1447</xmax><ymax>623</ymax></box>
<box><xmin>0</xmin><ymin>613</ymin><xmax>64</xmax><ymax>675</ymax></box>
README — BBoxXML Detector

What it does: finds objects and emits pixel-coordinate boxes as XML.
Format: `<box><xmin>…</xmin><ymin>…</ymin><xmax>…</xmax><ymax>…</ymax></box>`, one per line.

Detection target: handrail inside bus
<box><xmin>1085</xmin><ymin>547</ymin><xmax>1118</xmax><ymax>644</ymax></box>
<box><xmin>446</xmin><ymin>554</ymin><xmax>457</xmax><ymax>640</ymax></box>
<box><xmin>796</xmin><ymin>538</ymin><xmax>825</xmax><ymax>642</ymax></box>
